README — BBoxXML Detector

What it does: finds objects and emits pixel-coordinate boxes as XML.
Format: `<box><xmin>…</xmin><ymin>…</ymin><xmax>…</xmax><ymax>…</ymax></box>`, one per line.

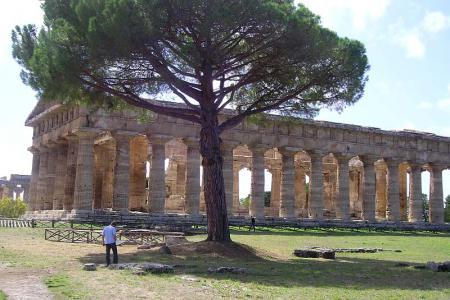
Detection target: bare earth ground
<box><xmin>0</xmin><ymin>263</ymin><xmax>54</xmax><ymax>300</ymax></box>
<box><xmin>0</xmin><ymin>227</ymin><xmax>449</xmax><ymax>299</ymax></box>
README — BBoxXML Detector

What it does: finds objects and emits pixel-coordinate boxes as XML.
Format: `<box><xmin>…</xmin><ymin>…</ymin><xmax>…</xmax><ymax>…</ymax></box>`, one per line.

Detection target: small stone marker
<box><xmin>159</xmin><ymin>245</ymin><xmax>172</xmax><ymax>254</ymax></box>
<box><xmin>293</xmin><ymin>248</ymin><xmax>335</xmax><ymax>259</ymax></box>
<box><xmin>165</xmin><ymin>235</ymin><xmax>189</xmax><ymax>246</ymax></box>
<box><xmin>426</xmin><ymin>261</ymin><xmax>450</xmax><ymax>272</ymax></box>
<box><xmin>207</xmin><ymin>267</ymin><xmax>247</xmax><ymax>274</ymax></box>
<box><xmin>83</xmin><ymin>263</ymin><xmax>97</xmax><ymax>271</ymax></box>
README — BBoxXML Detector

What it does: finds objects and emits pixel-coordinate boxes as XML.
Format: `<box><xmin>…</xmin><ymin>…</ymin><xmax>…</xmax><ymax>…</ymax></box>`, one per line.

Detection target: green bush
<box><xmin>445</xmin><ymin>195</ymin><xmax>450</xmax><ymax>222</ymax></box>
<box><xmin>0</xmin><ymin>197</ymin><xmax>27</xmax><ymax>218</ymax></box>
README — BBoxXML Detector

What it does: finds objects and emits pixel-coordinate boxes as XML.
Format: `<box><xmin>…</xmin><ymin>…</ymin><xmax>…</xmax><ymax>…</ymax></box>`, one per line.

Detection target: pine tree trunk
<box><xmin>199</xmin><ymin>116</ymin><xmax>231</xmax><ymax>242</ymax></box>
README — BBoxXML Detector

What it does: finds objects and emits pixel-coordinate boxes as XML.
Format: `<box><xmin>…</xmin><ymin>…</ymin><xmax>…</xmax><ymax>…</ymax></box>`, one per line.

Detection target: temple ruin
<box><xmin>0</xmin><ymin>174</ymin><xmax>30</xmax><ymax>202</ymax></box>
<box><xmin>24</xmin><ymin>101</ymin><xmax>450</xmax><ymax>224</ymax></box>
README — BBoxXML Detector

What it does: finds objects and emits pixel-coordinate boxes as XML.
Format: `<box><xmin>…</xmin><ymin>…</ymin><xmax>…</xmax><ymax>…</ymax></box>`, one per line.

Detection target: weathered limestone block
<box><xmin>28</xmin><ymin>147</ymin><xmax>40</xmax><ymax>211</ymax></box>
<box><xmin>185</xmin><ymin>138</ymin><xmax>201</xmax><ymax>215</ymax></box>
<box><xmin>148</xmin><ymin>135</ymin><xmax>170</xmax><ymax>213</ymax></box>
<box><xmin>73</xmin><ymin>130</ymin><xmax>96</xmax><ymax>211</ymax></box>
<box><xmin>362</xmin><ymin>156</ymin><xmax>377</xmax><ymax>222</ymax></box>
<box><xmin>279</xmin><ymin>147</ymin><xmax>297</xmax><ymax>218</ymax></box>
<box><xmin>101</xmin><ymin>142</ymin><xmax>115</xmax><ymax>209</ymax></box>
<box><xmin>375</xmin><ymin>162</ymin><xmax>388</xmax><ymax>219</ymax></box>
<box><xmin>293</xmin><ymin>248</ymin><xmax>335</xmax><ymax>259</ymax></box>
<box><xmin>45</xmin><ymin>145</ymin><xmax>57</xmax><ymax>210</ymax></box>
<box><xmin>429</xmin><ymin>165</ymin><xmax>445</xmax><ymax>224</ymax></box>
<box><xmin>250</xmin><ymin>146</ymin><xmax>265</xmax><ymax>219</ymax></box>
<box><xmin>36</xmin><ymin>147</ymin><xmax>49</xmax><ymax>211</ymax></box>
<box><xmin>53</xmin><ymin>144</ymin><xmax>67</xmax><ymax>210</ymax></box>
<box><xmin>409</xmin><ymin>163</ymin><xmax>423</xmax><ymax>222</ymax></box>
<box><xmin>112</xmin><ymin>132</ymin><xmax>133</xmax><ymax>211</ymax></box>
<box><xmin>335</xmin><ymin>155</ymin><xmax>351</xmax><ymax>220</ymax></box>
<box><xmin>309</xmin><ymin>151</ymin><xmax>324</xmax><ymax>220</ymax></box>
<box><xmin>63</xmin><ymin>136</ymin><xmax>78</xmax><ymax>211</ymax></box>
<box><xmin>386</xmin><ymin>160</ymin><xmax>401</xmax><ymax>221</ymax></box>
<box><xmin>129</xmin><ymin>136</ymin><xmax>148</xmax><ymax>211</ymax></box>
<box><xmin>221</xmin><ymin>141</ymin><xmax>237</xmax><ymax>215</ymax></box>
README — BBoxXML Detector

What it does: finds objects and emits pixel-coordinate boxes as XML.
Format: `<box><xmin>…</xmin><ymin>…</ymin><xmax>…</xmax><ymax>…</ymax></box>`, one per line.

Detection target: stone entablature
<box><xmin>25</xmin><ymin>102</ymin><xmax>450</xmax><ymax>224</ymax></box>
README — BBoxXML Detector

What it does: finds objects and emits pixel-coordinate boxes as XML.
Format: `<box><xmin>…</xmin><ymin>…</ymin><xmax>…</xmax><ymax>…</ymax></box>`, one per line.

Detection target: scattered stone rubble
<box><xmin>108</xmin><ymin>263</ymin><xmax>174</xmax><ymax>274</ymax></box>
<box><xmin>83</xmin><ymin>263</ymin><xmax>97</xmax><ymax>271</ymax></box>
<box><xmin>207</xmin><ymin>267</ymin><xmax>247</xmax><ymax>274</ymax></box>
<box><xmin>293</xmin><ymin>248</ymin><xmax>336</xmax><ymax>259</ymax></box>
<box><xmin>425</xmin><ymin>261</ymin><xmax>450</xmax><ymax>272</ymax></box>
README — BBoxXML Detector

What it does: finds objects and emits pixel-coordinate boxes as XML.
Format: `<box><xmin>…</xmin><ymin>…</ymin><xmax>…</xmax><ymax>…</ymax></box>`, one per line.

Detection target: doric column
<box><xmin>271</xmin><ymin>168</ymin><xmax>282</xmax><ymax>216</ymax></box>
<box><xmin>429</xmin><ymin>164</ymin><xmax>445</xmax><ymax>224</ymax></box>
<box><xmin>409</xmin><ymin>163</ymin><xmax>423</xmax><ymax>222</ymax></box>
<box><xmin>361</xmin><ymin>156</ymin><xmax>377</xmax><ymax>222</ymax></box>
<box><xmin>375</xmin><ymin>165</ymin><xmax>388</xmax><ymax>219</ymax></box>
<box><xmin>101</xmin><ymin>142</ymin><xmax>115</xmax><ymax>209</ymax></box>
<box><xmin>27</xmin><ymin>147</ymin><xmax>40</xmax><ymax>211</ymax></box>
<box><xmin>386</xmin><ymin>159</ymin><xmax>400</xmax><ymax>221</ymax></box>
<box><xmin>112</xmin><ymin>132</ymin><xmax>133</xmax><ymax>211</ymax></box>
<box><xmin>73</xmin><ymin>130</ymin><xmax>97</xmax><ymax>211</ymax></box>
<box><xmin>185</xmin><ymin>138</ymin><xmax>201</xmax><ymax>216</ymax></box>
<box><xmin>129</xmin><ymin>137</ymin><xmax>148</xmax><ymax>211</ymax></box>
<box><xmin>233</xmin><ymin>166</ymin><xmax>240</xmax><ymax>212</ymax></box>
<box><xmin>309</xmin><ymin>151</ymin><xmax>324</xmax><ymax>220</ymax></box>
<box><xmin>44</xmin><ymin>143</ymin><xmax>57</xmax><ymax>210</ymax></box>
<box><xmin>250</xmin><ymin>146</ymin><xmax>266</xmax><ymax>219</ymax></box>
<box><xmin>36</xmin><ymin>146</ymin><xmax>49</xmax><ymax>211</ymax></box>
<box><xmin>335</xmin><ymin>154</ymin><xmax>351</xmax><ymax>221</ymax></box>
<box><xmin>279</xmin><ymin>147</ymin><xmax>297</xmax><ymax>218</ymax></box>
<box><xmin>221</xmin><ymin>142</ymin><xmax>237</xmax><ymax>215</ymax></box>
<box><xmin>52</xmin><ymin>143</ymin><xmax>68</xmax><ymax>210</ymax></box>
<box><xmin>148</xmin><ymin>135</ymin><xmax>169</xmax><ymax>213</ymax></box>
<box><xmin>63</xmin><ymin>136</ymin><xmax>78</xmax><ymax>211</ymax></box>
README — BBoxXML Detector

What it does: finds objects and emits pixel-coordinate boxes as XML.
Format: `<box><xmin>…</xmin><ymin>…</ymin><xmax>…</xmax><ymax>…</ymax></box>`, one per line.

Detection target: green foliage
<box><xmin>0</xmin><ymin>290</ymin><xmax>6</xmax><ymax>300</ymax></box>
<box><xmin>12</xmin><ymin>0</ymin><xmax>369</xmax><ymax>126</ymax></box>
<box><xmin>445</xmin><ymin>195</ymin><xmax>450</xmax><ymax>222</ymax></box>
<box><xmin>421</xmin><ymin>193</ymin><xmax>429</xmax><ymax>222</ymax></box>
<box><xmin>264</xmin><ymin>191</ymin><xmax>271</xmax><ymax>207</ymax></box>
<box><xmin>240</xmin><ymin>194</ymin><xmax>250</xmax><ymax>209</ymax></box>
<box><xmin>0</xmin><ymin>197</ymin><xmax>27</xmax><ymax>218</ymax></box>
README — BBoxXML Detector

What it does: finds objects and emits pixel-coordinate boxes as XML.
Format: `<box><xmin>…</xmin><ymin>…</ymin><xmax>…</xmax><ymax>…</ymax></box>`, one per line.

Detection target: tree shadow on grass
<box><xmin>77</xmin><ymin>243</ymin><xmax>450</xmax><ymax>292</ymax></box>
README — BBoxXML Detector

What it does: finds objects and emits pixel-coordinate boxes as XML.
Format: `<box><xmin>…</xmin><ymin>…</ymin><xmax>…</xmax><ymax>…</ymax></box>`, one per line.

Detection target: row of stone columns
<box><xmin>28</xmin><ymin>132</ymin><xmax>446</xmax><ymax>223</ymax></box>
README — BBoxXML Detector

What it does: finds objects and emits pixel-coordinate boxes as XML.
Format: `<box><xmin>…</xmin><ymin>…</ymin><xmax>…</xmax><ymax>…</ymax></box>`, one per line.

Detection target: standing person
<box><xmin>249</xmin><ymin>216</ymin><xmax>256</xmax><ymax>232</ymax></box>
<box><xmin>102</xmin><ymin>221</ymin><xmax>118</xmax><ymax>266</ymax></box>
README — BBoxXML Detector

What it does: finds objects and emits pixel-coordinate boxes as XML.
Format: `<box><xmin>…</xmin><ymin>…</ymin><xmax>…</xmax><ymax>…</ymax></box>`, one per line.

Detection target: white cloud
<box><xmin>422</xmin><ymin>11</ymin><xmax>450</xmax><ymax>33</ymax></box>
<box><xmin>447</xmin><ymin>83</ymin><xmax>450</xmax><ymax>94</ymax></box>
<box><xmin>298</xmin><ymin>0</ymin><xmax>390</xmax><ymax>30</ymax></box>
<box><xmin>403</xmin><ymin>33</ymin><xmax>426</xmax><ymax>59</ymax></box>
<box><xmin>418</xmin><ymin>101</ymin><xmax>432</xmax><ymax>109</ymax></box>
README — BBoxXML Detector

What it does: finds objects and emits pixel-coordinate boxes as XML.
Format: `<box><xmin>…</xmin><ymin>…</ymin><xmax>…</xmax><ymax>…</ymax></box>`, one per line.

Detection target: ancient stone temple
<box><xmin>25</xmin><ymin>101</ymin><xmax>450</xmax><ymax>224</ymax></box>
<box><xmin>0</xmin><ymin>174</ymin><xmax>31</xmax><ymax>202</ymax></box>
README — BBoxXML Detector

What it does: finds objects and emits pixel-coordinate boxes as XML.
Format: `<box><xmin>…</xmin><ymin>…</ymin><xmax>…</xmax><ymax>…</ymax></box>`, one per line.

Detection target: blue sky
<box><xmin>0</xmin><ymin>1</ymin><xmax>449</xmax><ymax>200</ymax></box>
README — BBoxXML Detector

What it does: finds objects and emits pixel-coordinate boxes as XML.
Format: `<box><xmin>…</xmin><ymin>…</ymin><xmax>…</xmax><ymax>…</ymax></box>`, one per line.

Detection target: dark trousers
<box><xmin>105</xmin><ymin>243</ymin><xmax>118</xmax><ymax>266</ymax></box>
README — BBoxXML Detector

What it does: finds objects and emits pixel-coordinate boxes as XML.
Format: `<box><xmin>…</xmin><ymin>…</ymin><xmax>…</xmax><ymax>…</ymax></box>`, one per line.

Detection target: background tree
<box><xmin>445</xmin><ymin>195</ymin><xmax>450</xmax><ymax>222</ymax></box>
<box><xmin>421</xmin><ymin>193</ymin><xmax>429</xmax><ymax>222</ymax></box>
<box><xmin>0</xmin><ymin>197</ymin><xmax>27</xmax><ymax>218</ymax></box>
<box><xmin>12</xmin><ymin>0</ymin><xmax>369</xmax><ymax>241</ymax></box>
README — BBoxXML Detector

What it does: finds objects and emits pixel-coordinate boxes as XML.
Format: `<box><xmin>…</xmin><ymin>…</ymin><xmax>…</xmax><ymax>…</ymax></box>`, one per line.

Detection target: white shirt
<box><xmin>102</xmin><ymin>225</ymin><xmax>116</xmax><ymax>244</ymax></box>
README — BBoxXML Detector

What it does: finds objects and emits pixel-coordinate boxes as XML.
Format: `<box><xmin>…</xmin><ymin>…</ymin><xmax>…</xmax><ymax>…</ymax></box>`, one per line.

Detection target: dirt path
<box><xmin>0</xmin><ymin>264</ymin><xmax>54</xmax><ymax>300</ymax></box>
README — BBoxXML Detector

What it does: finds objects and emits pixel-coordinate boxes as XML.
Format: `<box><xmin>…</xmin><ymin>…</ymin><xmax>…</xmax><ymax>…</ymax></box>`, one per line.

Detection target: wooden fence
<box><xmin>0</xmin><ymin>218</ymin><xmax>33</xmax><ymax>228</ymax></box>
<box><xmin>44</xmin><ymin>228</ymin><xmax>184</xmax><ymax>245</ymax></box>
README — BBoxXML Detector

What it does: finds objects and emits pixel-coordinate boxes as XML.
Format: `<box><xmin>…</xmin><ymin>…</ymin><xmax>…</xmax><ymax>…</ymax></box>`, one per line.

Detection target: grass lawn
<box><xmin>0</xmin><ymin>226</ymin><xmax>449</xmax><ymax>299</ymax></box>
